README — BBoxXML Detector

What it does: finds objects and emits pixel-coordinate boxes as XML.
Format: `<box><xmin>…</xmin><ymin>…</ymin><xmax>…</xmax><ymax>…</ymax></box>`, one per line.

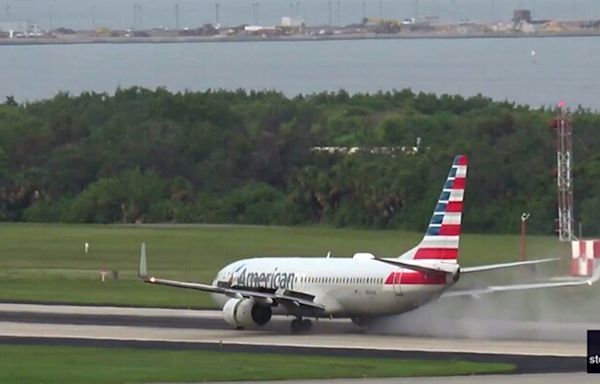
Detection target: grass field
<box><xmin>0</xmin><ymin>344</ymin><xmax>514</xmax><ymax>383</ymax></box>
<box><xmin>0</xmin><ymin>223</ymin><xmax>572</xmax><ymax>308</ymax></box>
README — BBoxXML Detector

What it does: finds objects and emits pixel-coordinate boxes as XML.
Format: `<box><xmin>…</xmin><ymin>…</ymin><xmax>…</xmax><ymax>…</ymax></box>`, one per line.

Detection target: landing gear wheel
<box><xmin>302</xmin><ymin>319</ymin><xmax>313</xmax><ymax>331</ymax></box>
<box><xmin>290</xmin><ymin>318</ymin><xmax>313</xmax><ymax>334</ymax></box>
<box><xmin>290</xmin><ymin>319</ymin><xmax>302</xmax><ymax>333</ymax></box>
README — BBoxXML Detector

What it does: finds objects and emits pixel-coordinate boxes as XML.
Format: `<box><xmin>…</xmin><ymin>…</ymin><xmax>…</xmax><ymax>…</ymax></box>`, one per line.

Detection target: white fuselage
<box><xmin>211</xmin><ymin>255</ymin><xmax>453</xmax><ymax>318</ymax></box>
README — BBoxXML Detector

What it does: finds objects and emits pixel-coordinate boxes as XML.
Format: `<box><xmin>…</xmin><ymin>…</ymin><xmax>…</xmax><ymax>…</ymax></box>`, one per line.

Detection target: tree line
<box><xmin>1</xmin><ymin>88</ymin><xmax>600</xmax><ymax>235</ymax></box>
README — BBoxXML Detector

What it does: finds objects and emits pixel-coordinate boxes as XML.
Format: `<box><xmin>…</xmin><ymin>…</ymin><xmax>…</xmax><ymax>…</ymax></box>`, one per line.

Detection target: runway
<box><xmin>0</xmin><ymin>303</ymin><xmax>591</xmax><ymax>381</ymax></box>
<box><xmin>0</xmin><ymin>303</ymin><xmax>589</xmax><ymax>356</ymax></box>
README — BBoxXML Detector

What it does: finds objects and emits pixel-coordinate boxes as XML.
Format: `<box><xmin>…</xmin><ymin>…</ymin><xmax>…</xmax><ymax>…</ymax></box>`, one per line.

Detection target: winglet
<box><xmin>138</xmin><ymin>243</ymin><xmax>148</xmax><ymax>278</ymax></box>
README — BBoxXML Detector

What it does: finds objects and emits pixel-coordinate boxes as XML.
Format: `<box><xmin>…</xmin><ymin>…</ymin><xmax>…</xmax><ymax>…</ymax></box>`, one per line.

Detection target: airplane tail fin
<box><xmin>400</xmin><ymin>154</ymin><xmax>468</xmax><ymax>262</ymax></box>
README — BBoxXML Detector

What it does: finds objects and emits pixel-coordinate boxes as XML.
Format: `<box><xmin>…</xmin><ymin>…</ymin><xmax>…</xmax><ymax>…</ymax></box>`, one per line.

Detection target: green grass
<box><xmin>0</xmin><ymin>344</ymin><xmax>514</xmax><ymax>383</ymax></box>
<box><xmin>0</xmin><ymin>223</ymin><xmax>572</xmax><ymax>308</ymax></box>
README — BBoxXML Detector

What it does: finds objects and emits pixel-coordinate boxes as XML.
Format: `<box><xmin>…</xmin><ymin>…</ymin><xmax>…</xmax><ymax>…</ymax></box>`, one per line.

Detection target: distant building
<box><xmin>311</xmin><ymin>145</ymin><xmax>423</xmax><ymax>156</ymax></box>
<box><xmin>0</xmin><ymin>20</ymin><xmax>40</xmax><ymax>37</ymax></box>
<box><xmin>244</xmin><ymin>25</ymin><xmax>265</xmax><ymax>32</ymax></box>
<box><xmin>281</xmin><ymin>16</ymin><xmax>304</xmax><ymax>27</ymax></box>
<box><xmin>513</xmin><ymin>10</ymin><xmax>532</xmax><ymax>23</ymax></box>
<box><xmin>243</xmin><ymin>25</ymin><xmax>279</xmax><ymax>36</ymax></box>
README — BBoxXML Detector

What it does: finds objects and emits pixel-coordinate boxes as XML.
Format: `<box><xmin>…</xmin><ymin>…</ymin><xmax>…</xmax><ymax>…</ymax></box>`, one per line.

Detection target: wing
<box><xmin>137</xmin><ymin>243</ymin><xmax>324</xmax><ymax>311</ymax></box>
<box><xmin>442</xmin><ymin>265</ymin><xmax>600</xmax><ymax>298</ymax></box>
<box><xmin>460</xmin><ymin>258</ymin><xmax>558</xmax><ymax>273</ymax></box>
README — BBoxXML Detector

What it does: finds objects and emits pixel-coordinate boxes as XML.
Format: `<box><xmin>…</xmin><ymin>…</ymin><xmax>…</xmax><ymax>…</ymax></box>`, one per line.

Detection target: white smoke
<box><xmin>365</xmin><ymin>265</ymin><xmax>600</xmax><ymax>342</ymax></box>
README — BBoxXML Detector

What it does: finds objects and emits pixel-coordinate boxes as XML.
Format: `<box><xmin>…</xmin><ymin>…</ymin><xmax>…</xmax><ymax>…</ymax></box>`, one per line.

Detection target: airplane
<box><xmin>138</xmin><ymin>154</ymin><xmax>600</xmax><ymax>333</ymax></box>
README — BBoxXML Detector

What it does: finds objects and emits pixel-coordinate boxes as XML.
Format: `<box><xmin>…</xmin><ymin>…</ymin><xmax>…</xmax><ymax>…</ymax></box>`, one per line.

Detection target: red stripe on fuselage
<box><xmin>384</xmin><ymin>271</ymin><xmax>446</xmax><ymax>285</ymax></box>
<box><xmin>385</xmin><ymin>273</ymin><xmax>395</xmax><ymax>284</ymax></box>
<box><xmin>414</xmin><ymin>248</ymin><xmax>458</xmax><ymax>260</ymax></box>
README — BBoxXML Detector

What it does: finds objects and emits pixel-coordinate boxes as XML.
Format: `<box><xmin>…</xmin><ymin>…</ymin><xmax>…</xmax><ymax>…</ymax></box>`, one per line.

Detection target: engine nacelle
<box><xmin>222</xmin><ymin>298</ymin><xmax>272</xmax><ymax>329</ymax></box>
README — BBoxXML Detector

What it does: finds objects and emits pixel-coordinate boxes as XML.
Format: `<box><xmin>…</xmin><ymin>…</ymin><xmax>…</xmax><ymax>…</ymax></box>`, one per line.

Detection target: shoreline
<box><xmin>2</xmin><ymin>30</ymin><xmax>600</xmax><ymax>46</ymax></box>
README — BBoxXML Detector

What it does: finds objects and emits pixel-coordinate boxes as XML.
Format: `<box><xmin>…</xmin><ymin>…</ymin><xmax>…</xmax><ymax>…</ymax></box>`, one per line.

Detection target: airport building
<box><xmin>0</xmin><ymin>20</ymin><xmax>41</xmax><ymax>37</ymax></box>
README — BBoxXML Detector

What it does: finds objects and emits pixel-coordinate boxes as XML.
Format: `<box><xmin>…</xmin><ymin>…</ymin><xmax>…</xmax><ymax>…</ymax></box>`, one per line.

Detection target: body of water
<box><xmin>0</xmin><ymin>37</ymin><xmax>598</xmax><ymax>109</ymax></box>
<box><xmin>0</xmin><ymin>0</ymin><xmax>599</xmax><ymax>31</ymax></box>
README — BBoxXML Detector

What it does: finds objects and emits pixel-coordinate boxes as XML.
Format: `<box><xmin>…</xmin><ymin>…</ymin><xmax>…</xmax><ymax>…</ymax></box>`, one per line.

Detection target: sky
<box><xmin>0</xmin><ymin>0</ymin><xmax>598</xmax><ymax>30</ymax></box>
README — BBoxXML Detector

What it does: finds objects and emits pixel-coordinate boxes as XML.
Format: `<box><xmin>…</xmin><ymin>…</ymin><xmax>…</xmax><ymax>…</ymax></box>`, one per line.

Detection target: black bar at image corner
<box><xmin>587</xmin><ymin>330</ymin><xmax>600</xmax><ymax>373</ymax></box>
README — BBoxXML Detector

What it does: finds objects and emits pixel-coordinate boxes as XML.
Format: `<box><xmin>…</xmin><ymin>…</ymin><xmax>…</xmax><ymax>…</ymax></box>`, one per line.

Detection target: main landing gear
<box><xmin>290</xmin><ymin>318</ymin><xmax>313</xmax><ymax>334</ymax></box>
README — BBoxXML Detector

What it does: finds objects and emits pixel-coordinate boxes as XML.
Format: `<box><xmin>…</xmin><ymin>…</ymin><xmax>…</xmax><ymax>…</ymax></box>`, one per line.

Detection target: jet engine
<box><xmin>222</xmin><ymin>298</ymin><xmax>272</xmax><ymax>329</ymax></box>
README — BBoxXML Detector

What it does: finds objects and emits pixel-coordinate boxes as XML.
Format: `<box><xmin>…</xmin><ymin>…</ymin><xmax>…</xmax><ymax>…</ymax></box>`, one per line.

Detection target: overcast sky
<box><xmin>1</xmin><ymin>0</ymin><xmax>598</xmax><ymax>30</ymax></box>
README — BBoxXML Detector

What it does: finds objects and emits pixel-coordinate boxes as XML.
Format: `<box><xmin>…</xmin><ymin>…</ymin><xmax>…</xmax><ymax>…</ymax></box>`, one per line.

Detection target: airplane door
<box><xmin>393</xmin><ymin>269</ymin><xmax>403</xmax><ymax>296</ymax></box>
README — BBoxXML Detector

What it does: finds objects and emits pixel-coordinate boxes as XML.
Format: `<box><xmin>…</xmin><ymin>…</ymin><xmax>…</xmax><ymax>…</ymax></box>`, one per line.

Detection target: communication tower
<box><xmin>554</xmin><ymin>102</ymin><xmax>576</xmax><ymax>242</ymax></box>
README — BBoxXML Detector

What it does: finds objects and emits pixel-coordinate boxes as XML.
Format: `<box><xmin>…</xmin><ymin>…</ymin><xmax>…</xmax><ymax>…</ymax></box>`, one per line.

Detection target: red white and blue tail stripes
<box><xmin>410</xmin><ymin>155</ymin><xmax>467</xmax><ymax>261</ymax></box>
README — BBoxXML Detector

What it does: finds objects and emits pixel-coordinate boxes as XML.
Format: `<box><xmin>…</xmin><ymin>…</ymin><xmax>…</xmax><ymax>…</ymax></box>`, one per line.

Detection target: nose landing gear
<box><xmin>290</xmin><ymin>318</ymin><xmax>313</xmax><ymax>334</ymax></box>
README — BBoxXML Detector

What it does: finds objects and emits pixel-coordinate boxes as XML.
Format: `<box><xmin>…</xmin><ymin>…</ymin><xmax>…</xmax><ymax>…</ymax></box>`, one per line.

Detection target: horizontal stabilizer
<box><xmin>443</xmin><ymin>263</ymin><xmax>600</xmax><ymax>298</ymax></box>
<box><xmin>374</xmin><ymin>257</ymin><xmax>458</xmax><ymax>274</ymax></box>
<box><xmin>460</xmin><ymin>258</ymin><xmax>558</xmax><ymax>274</ymax></box>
